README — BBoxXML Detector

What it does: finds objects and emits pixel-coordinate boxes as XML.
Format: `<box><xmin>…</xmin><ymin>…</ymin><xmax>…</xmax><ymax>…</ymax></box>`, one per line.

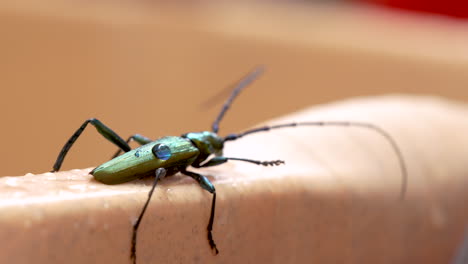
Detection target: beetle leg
<box><xmin>181</xmin><ymin>170</ymin><xmax>219</xmax><ymax>255</ymax></box>
<box><xmin>112</xmin><ymin>134</ymin><xmax>153</xmax><ymax>158</ymax></box>
<box><xmin>196</xmin><ymin>156</ymin><xmax>285</xmax><ymax>167</ymax></box>
<box><xmin>52</xmin><ymin>118</ymin><xmax>131</xmax><ymax>172</ymax></box>
<box><xmin>131</xmin><ymin>167</ymin><xmax>166</xmax><ymax>264</ymax></box>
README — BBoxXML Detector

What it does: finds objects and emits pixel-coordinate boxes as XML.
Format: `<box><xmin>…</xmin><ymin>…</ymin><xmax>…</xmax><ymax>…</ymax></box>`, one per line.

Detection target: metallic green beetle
<box><xmin>52</xmin><ymin>66</ymin><xmax>407</xmax><ymax>264</ymax></box>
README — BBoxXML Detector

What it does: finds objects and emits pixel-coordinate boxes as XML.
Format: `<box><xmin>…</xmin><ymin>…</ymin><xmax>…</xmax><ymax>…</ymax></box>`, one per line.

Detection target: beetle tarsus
<box><xmin>260</xmin><ymin>160</ymin><xmax>285</xmax><ymax>166</ymax></box>
<box><xmin>207</xmin><ymin>193</ymin><xmax>219</xmax><ymax>255</ymax></box>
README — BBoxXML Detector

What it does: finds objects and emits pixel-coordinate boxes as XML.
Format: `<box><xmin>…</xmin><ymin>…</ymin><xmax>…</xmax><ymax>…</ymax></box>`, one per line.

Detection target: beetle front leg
<box><xmin>52</xmin><ymin>118</ymin><xmax>131</xmax><ymax>172</ymax></box>
<box><xmin>181</xmin><ymin>170</ymin><xmax>219</xmax><ymax>255</ymax></box>
<box><xmin>196</xmin><ymin>156</ymin><xmax>285</xmax><ymax>167</ymax></box>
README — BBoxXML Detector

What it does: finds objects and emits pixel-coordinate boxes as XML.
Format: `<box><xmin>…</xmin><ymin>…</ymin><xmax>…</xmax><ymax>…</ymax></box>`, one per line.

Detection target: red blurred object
<box><xmin>370</xmin><ymin>0</ymin><xmax>468</xmax><ymax>18</ymax></box>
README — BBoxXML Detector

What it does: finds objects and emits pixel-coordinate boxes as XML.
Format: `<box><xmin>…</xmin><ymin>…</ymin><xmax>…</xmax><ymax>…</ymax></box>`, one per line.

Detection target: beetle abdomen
<box><xmin>92</xmin><ymin>136</ymin><xmax>199</xmax><ymax>184</ymax></box>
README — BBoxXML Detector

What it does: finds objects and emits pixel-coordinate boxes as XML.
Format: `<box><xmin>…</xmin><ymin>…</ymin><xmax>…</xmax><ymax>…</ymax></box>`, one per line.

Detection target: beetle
<box><xmin>52</xmin><ymin>66</ymin><xmax>407</xmax><ymax>264</ymax></box>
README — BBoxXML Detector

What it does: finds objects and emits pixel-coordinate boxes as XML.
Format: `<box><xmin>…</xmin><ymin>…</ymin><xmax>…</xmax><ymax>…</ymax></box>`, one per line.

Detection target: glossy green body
<box><xmin>92</xmin><ymin>136</ymin><xmax>199</xmax><ymax>184</ymax></box>
<box><xmin>50</xmin><ymin>68</ymin><xmax>270</xmax><ymax>260</ymax></box>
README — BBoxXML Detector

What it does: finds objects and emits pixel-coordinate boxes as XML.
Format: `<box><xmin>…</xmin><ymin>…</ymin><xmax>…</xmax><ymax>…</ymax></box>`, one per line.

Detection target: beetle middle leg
<box><xmin>131</xmin><ymin>167</ymin><xmax>167</xmax><ymax>264</ymax></box>
<box><xmin>52</xmin><ymin>118</ymin><xmax>131</xmax><ymax>172</ymax></box>
<box><xmin>111</xmin><ymin>134</ymin><xmax>153</xmax><ymax>158</ymax></box>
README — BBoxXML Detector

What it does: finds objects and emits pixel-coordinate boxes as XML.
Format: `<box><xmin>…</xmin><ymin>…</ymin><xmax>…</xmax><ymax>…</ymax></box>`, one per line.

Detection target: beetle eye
<box><xmin>152</xmin><ymin>143</ymin><xmax>171</xmax><ymax>160</ymax></box>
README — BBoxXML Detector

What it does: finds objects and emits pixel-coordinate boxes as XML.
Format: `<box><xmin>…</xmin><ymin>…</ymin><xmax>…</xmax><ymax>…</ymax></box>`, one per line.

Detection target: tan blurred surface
<box><xmin>1</xmin><ymin>2</ymin><xmax>468</xmax><ymax>176</ymax></box>
<box><xmin>1</xmin><ymin>95</ymin><xmax>467</xmax><ymax>263</ymax></box>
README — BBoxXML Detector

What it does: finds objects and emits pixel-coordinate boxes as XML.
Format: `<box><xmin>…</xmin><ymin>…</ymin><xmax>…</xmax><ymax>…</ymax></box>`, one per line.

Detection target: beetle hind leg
<box><xmin>52</xmin><ymin>118</ymin><xmax>131</xmax><ymax>172</ymax></box>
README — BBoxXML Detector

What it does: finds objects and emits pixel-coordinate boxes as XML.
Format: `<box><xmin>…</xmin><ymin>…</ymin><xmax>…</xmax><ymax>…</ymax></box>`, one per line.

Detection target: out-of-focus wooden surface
<box><xmin>1</xmin><ymin>2</ymin><xmax>468</xmax><ymax>176</ymax></box>
<box><xmin>1</xmin><ymin>95</ymin><xmax>467</xmax><ymax>263</ymax></box>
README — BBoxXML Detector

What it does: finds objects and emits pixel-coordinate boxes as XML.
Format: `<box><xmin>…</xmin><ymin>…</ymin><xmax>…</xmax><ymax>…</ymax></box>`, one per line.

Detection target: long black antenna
<box><xmin>211</xmin><ymin>66</ymin><xmax>265</xmax><ymax>133</ymax></box>
<box><xmin>224</xmin><ymin>121</ymin><xmax>408</xmax><ymax>199</ymax></box>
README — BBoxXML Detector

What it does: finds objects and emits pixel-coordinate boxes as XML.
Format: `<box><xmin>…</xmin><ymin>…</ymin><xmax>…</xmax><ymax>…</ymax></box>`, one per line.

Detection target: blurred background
<box><xmin>1</xmin><ymin>0</ymin><xmax>468</xmax><ymax>176</ymax></box>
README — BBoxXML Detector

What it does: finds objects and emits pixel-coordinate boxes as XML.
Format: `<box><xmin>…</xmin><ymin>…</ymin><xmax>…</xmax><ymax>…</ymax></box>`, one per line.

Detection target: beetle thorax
<box><xmin>182</xmin><ymin>131</ymin><xmax>224</xmax><ymax>161</ymax></box>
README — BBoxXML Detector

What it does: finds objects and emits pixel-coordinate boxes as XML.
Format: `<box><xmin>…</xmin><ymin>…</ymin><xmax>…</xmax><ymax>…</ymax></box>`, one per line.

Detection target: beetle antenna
<box><xmin>224</xmin><ymin>121</ymin><xmax>408</xmax><ymax>199</ymax></box>
<box><xmin>211</xmin><ymin>66</ymin><xmax>265</xmax><ymax>133</ymax></box>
